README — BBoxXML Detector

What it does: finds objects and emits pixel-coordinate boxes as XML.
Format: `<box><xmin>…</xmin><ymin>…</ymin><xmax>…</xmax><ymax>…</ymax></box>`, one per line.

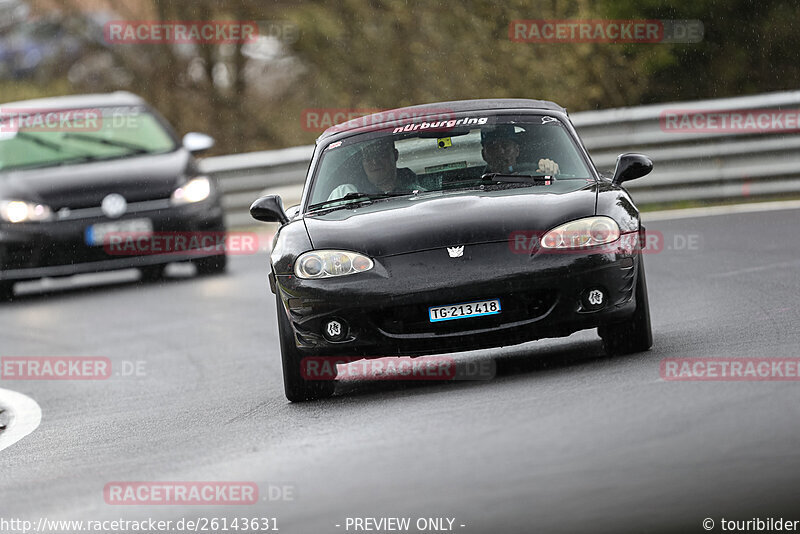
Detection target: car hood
<box><xmin>0</xmin><ymin>150</ymin><xmax>193</xmax><ymax>209</ymax></box>
<box><xmin>303</xmin><ymin>180</ymin><xmax>597</xmax><ymax>257</ymax></box>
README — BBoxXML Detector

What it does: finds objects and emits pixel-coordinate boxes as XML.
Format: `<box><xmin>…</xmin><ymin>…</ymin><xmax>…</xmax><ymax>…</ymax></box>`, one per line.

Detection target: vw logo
<box><xmin>101</xmin><ymin>193</ymin><xmax>127</xmax><ymax>218</ymax></box>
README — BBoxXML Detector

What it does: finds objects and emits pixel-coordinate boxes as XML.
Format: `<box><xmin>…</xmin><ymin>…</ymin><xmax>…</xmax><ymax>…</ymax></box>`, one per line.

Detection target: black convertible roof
<box><xmin>319</xmin><ymin>98</ymin><xmax>566</xmax><ymax>140</ymax></box>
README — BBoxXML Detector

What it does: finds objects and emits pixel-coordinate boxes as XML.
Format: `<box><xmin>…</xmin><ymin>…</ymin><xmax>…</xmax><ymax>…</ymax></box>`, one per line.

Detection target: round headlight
<box><xmin>541</xmin><ymin>216</ymin><xmax>621</xmax><ymax>249</ymax></box>
<box><xmin>0</xmin><ymin>200</ymin><xmax>53</xmax><ymax>223</ymax></box>
<box><xmin>590</xmin><ymin>219</ymin><xmax>615</xmax><ymax>242</ymax></box>
<box><xmin>324</xmin><ymin>252</ymin><xmax>352</xmax><ymax>276</ymax></box>
<box><xmin>294</xmin><ymin>250</ymin><xmax>374</xmax><ymax>279</ymax></box>
<box><xmin>352</xmin><ymin>255</ymin><xmax>372</xmax><ymax>272</ymax></box>
<box><xmin>5</xmin><ymin>201</ymin><xmax>29</xmax><ymax>223</ymax></box>
<box><xmin>299</xmin><ymin>254</ymin><xmax>324</xmax><ymax>277</ymax></box>
<box><xmin>171</xmin><ymin>176</ymin><xmax>211</xmax><ymax>205</ymax></box>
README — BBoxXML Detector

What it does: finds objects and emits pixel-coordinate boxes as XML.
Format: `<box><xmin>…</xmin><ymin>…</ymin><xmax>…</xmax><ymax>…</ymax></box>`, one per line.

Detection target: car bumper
<box><xmin>0</xmin><ymin>200</ymin><xmax>224</xmax><ymax>281</ymax></box>
<box><xmin>275</xmin><ymin>240</ymin><xmax>642</xmax><ymax>357</ymax></box>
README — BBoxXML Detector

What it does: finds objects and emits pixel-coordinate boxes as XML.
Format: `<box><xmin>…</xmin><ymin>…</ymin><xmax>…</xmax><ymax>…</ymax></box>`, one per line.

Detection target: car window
<box><xmin>0</xmin><ymin>106</ymin><xmax>177</xmax><ymax>171</ymax></box>
<box><xmin>307</xmin><ymin>115</ymin><xmax>593</xmax><ymax>207</ymax></box>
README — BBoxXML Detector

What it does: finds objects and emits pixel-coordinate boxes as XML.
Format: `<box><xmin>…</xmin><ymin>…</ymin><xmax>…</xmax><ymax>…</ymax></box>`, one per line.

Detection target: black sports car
<box><xmin>251</xmin><ymin>99</ymin><xmax>653</xmax><ymax>401</ymax></box>
<box><xmin>0</xmin><ymin>92</ymin><xmax>227</xmax><ymax>299</ymax></box>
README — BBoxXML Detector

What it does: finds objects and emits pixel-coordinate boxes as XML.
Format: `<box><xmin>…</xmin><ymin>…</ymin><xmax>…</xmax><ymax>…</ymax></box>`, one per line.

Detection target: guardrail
<box><xmin>200</xmin><ymin>90</ymin><xmax>800</xmax><ymax>228</ymax></box>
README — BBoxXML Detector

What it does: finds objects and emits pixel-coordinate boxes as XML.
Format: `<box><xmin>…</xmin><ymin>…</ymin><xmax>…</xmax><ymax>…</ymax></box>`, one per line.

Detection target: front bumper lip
<box><xmin>0</xmin><ymin>252</ymin><xmax>219</xmax><ymax>280</ymax></box>
<box><xmin>275</xmin><ymin>244</ymin><xmax>641</xmax><ymax>356</ymax></box>
<box><xmin>375</xmin><ymin>297</ymin><xmax>560</xmax><ymax>340</ymax></box>
<box><xmin>0</xmin><ymin>200</ymin><xmax>224</xmax><ymax>281</ymax></box>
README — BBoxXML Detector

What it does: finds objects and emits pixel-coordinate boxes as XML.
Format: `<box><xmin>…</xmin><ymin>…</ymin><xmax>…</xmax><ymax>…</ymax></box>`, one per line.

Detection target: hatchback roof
<box><xmin>1</xmin><ymin>91</ymin><xmax>146</xmax><ymax>111</ymax></box>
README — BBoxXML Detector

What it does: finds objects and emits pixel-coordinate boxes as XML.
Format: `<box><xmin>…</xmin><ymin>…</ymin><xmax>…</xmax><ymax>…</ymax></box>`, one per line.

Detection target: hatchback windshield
<box><xmin>307</xmin><ymin>114</ymin><xmax>593</xmax><ymax>208</ymax></box>
<box><xmin>0</xmin><ymin>106</ymin><xmax>177</xmax><ymax>171</ymax></box>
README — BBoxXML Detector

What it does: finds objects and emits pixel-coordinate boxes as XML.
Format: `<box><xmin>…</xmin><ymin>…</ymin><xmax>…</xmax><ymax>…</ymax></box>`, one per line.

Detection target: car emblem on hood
<box><xmin>101</xmin><ymin>193</ymin><xmax>127</xmax><ymax>218</ymax></box>
<box><xmin>447</xmin><ymin>245</ymin><xmax>464</xmax><ymax>258</ymax></box>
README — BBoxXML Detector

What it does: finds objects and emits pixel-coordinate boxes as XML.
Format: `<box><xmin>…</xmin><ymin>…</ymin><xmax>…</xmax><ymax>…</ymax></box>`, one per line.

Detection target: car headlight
<box><xmin>171</xmin><ymin>176</ymin><xmax>211</xmax><ymax>205</ymax></box>
<box><xmin>294</xmin><ymin>250</ymin><xmax>374</xmax><ymax>279</ymax></box>
<box><xmin>0</xmin><ymin>200</ymin><xmax>52</xmax><ymax>223</ymax></box>
<box><xmin>541</xmin><ymin>216</ymin><xmax>620</xmax><ymax>249</ymax></box>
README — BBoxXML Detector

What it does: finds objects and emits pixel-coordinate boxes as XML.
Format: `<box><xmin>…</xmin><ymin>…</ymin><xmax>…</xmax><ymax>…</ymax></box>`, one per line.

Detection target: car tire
<box><xmin>193</xmin><ymin>255</ymin><xmax>227</xmax><ymax>276</ymax></box>
<box><xmin>276</xmin><ymin>294</ymin><xmax>336</xmax><ymax>402</ymax></box>
<box><xmin>139</xmin><ymin>265</ymin><xmax>166</xmax><ymax>282</ymax></box>
<box><xmin>599</xmin><ymin>256</ymin><xmax>653</xmax><ymax>355</ymax></box>
<box><xmin>0</xmin><ymin>282</ymin><xmax>14</xmax><ymax>302</ymax></box>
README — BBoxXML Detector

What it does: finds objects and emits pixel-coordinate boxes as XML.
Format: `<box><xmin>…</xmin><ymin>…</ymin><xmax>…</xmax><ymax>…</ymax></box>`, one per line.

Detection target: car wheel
<box><xmin>193</xmin><ymin>255</ymin><xmax>227</xmax><ymax>276</ymax></box>
<box><xmin>276</xmin><ymin>294</ymin><xmax>336</xmax><ymax>402</ymax></box>
<box><xmin>0</xmin><ymin>282</ymin><xmax>14</xmax><ymax>302</ymax></box>
<box><xmin>599</xmin><ymin>256</ymin><xmax>653</xmax><ymax>355</ymax></box>
<box><xmin>139</xmin><ymin>265</ymin><xmax>166</xmax><ymax>282</ymax></box>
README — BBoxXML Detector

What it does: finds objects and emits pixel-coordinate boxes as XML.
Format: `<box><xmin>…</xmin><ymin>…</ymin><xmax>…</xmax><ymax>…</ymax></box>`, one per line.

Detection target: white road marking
<box><xmin>643</xmin><ymin>199</ymin><xmax>800</xmax><ymax>222</ymax></box>
<box><xmin>0</xmin><ymin>388</ymin><xmax>42</xmax><ymax>453</ymax></box>
<box><xmin>709</xmin><ymin>258</ymin><xmax>800</xmax><ymax>278</ymax></box>
<box><xmin>639</xmin><ymin>200</ymin><xmax>800</xmax><ymax>278</ymax></box>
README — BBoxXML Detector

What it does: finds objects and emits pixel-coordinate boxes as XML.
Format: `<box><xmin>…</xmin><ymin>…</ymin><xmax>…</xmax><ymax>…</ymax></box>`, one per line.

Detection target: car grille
<box><xmin>2</xmin><ymin>239</ymin><xmax>114</xmax><ymax>269</ymax></box>
<box><xmin>54</xmin><ymin>198</ymin><xmax>172</xmax><ymax>221</ymax></box>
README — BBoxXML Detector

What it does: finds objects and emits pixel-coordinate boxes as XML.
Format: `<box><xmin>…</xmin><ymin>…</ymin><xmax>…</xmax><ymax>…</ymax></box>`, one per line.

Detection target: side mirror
<box><xmin>611</xmin><ymin>153</ymin><xmax>653</xmax><ymax>186</ymax></box>
<box><xmin>250</xmin><ymin>195</ymin><xmax>289</xmax><ymax>224</ymax></box>
<box><xmin>182</xmin><ymin>132</ymin><xmax>215</xmax><ymax>154</ymax></box>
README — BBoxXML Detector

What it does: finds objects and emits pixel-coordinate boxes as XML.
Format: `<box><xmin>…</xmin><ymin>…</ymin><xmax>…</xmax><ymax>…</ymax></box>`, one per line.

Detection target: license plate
<box><xmin>429</xmin><ymin>299</ymin><xmax>501</xmax><ymax>322</ymax></box>
<box><xmin>85</xmin><ymin>218</ymin><xmax>153</xmax><ymax>246</ymax></box>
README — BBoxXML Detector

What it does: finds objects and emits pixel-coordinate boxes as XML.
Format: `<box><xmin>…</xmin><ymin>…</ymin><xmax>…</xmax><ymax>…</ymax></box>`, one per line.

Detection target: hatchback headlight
<box><xmin>541</xmin><ymin>216</ymin><xmax>620</xmax><ymax>249</ymax></box>
<box><xmin>171</xmin><ymin>176</ymin><xmax>211</xmax><ymax>205</ymax></box>
<box><xmin>0</xmin><ymin>200</ymin><xmax>52</xmax><ymax>223</ymax></box>
<box><xmin>294</xmin><ymin>250</ymin><xmax>374</xmax><ymax>279</ymax></box>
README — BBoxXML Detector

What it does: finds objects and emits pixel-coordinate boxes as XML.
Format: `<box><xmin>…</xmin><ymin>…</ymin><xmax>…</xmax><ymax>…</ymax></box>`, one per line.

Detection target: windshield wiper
<box><xmin>481</xmin><ymin>173</ymin><xmax>553</xmax><ymax>183</ymax></box>
<box><xmin>12</xmin><ymin>131</ymin><xmax>66</xmax><ymax>153</ymax></box>
<box><xmin>4</xmin><ymin>153</ymin><xmax>149</xmax><ymax>171</ymax></box>
<box><xmin>438</xmin><ymin>177</ymin><xmax>487</xmax><ymax>190</ymax></box>
<box><xmin>61</xmin><ymin>133</ymin><xmax>152</xmax><ymax>155</ymax></box>
<box><xmin>307</xmin><ymin>191</ymin><xmax>413</xmax><ymax>212</ymax></box>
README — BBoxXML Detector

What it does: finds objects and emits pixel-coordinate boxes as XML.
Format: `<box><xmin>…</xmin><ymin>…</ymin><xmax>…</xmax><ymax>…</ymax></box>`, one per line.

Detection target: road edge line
<box><xmin>0</xmin><ymin>388</ymin><xmax>42</xmax><ymax>453</ymax></box>
<box><xmin>642</xmin><ymin>199</ymin><xmax>800</xmax><ymax>222</ymax></box>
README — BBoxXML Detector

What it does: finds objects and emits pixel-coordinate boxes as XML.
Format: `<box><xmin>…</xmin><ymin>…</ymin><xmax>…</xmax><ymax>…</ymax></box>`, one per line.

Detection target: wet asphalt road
<box><xmin>1</xmin><ymin>207</ymin><xmax>800</xmax><ymax>534</ymax></box>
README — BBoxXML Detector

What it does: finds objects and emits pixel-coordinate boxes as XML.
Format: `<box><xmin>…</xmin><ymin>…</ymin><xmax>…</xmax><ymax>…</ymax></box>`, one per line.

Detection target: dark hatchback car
<box><xmin>0</xmin><ymin>92</ymin><xmax>226</xmax><ymax>299</ymax></box>
<box><xmin>251</xmin><ymin>99</ymin><xmax>653</xmax><ymax>401</ymax></box>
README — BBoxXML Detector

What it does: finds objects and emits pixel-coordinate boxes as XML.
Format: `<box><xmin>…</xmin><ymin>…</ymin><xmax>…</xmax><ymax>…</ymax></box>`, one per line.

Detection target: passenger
<box><xmin>481</xmin><ymin>125</ymin><xmax>560</xmax><ymax>175</ymax></box>
<box><xmin>328</xmin><ymin>137</ymin><xmax>421</xmax><ymax>200</ymax></box>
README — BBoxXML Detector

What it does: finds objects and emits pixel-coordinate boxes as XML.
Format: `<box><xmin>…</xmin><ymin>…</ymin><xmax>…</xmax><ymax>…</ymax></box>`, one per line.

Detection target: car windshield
<box><xmin>306</xmin><ymin>114</ymin><xmax>593</xmax><ymax>208</ymax></box>
<box><xmin>0</xmin><ymin>105</ymin><xmax>177</xmax><ymax>171</ymax></box>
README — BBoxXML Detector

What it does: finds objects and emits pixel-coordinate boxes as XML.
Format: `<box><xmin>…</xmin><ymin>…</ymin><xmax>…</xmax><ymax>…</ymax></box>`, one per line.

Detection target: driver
<box><xmin>327</xmin><ymin>137</ymin><xmax>421</xmax><ymax>200</ymax></box>
<box><xmin>481</xmin><ymin>125</ymin><xmax>560</xmax><ymax>175</ymax></box>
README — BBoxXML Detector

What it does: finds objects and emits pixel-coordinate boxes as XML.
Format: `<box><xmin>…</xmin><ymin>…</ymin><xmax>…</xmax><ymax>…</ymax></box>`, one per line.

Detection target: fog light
<box><xmin>323</xmin><ymin>318</ymin><xmax>348</xmax><ymax>342</ymax></box>
<box><xmin>582</xmin><ymin>288</ymin><xmax>606</xmax><ymax>310</ymax></box>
